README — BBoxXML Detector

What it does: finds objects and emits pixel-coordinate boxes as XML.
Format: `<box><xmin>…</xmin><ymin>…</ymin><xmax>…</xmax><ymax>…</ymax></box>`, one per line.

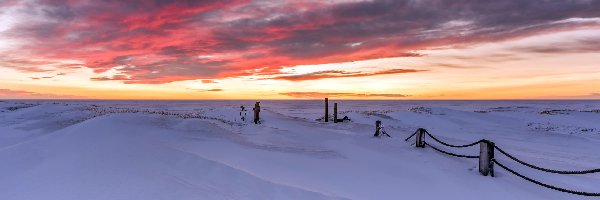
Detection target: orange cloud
<box><xmin>0</xmin><ymin>89</ymin><xmax>87</xmax><ymax>99</ymax></box>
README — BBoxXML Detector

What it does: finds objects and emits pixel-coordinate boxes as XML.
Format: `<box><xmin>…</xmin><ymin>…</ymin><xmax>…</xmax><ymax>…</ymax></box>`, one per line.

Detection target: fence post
<box><xmin>334</xmin><ymin>103</ymin><xmax>338</xmax><ymax>123</ymax></box>
<box><xmin>374</xmin><ymin>120</ymin><xmax>381</xmax><ymax>137</ymax></box>
<box><xmin>479</xmin><ymin>140</ymin><xmax>495</xmax><ymax>176</ymax></box>
<box><xmin>253</xmin><ymin>102</ymin><xmax>260</xmax><ymax>124</ymax></box>
<box><xmin>324</xmin><ymin>98</ymin><xmax>329</xmax><ymax>122</ymax></box>
<box><xmin>416</xmin><ymin>128</ymin><xmax>425</xmax><ymax>148</ymax></box>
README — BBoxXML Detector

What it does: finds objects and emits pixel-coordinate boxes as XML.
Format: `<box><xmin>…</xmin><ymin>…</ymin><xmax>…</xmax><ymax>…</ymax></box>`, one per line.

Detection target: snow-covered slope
<box><xmin>0</xmin><ymin>100</ymin><xmax>599</xmax><ymax>199</ymax></box>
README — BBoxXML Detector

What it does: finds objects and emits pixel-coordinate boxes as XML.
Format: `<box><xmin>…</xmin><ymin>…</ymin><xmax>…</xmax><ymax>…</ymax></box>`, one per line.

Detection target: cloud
<box><xmin>447</xmin><ymin>53</ymin><xmax>528</xmax><ymax>63</ymax></box>
<box><xmin>30</xmin><ymin>76</ymin><xmax>54</xmax><ymax>80</ymax></box>
<box><xmin>511</xmin><ymin>36</ymin><xmax>600</xmax><ymax>54</ymax></box>
<box><xmin>428</xmin><ymin>63</ymin><xmax>483</xmax><ymax>69</ymax></box>
<box><xmin>185</xmin><ymin>88</ymin><xmax>223</xmax><ymax>92</ymax></box>
<box><xmin>2</xmin><ymin>0</ymin><xmax>600</xmax><ymax>84</ymax></box>
<box><xmin>201</xmin><ymin>79</ymin><xmax>218</xmax><ymax>84</ymax></box>
<box><xmin>0</xmin><ymin>57</ymin><xmax>83</xmax><ymax>73</ymax></box>
<box><xmin>29</xmin><ymin>72</ymin><xmax>67</xmax><ymax>80</ymax></box>
<box><xmin>280</xmin><ymin>92</ymin><xmax>409</xmax><ymax>99</ymax></box>
<box><xmin>90</xmin><ymin>75</ymin><xmax>130</xmax><ymax>81</ymax></box>
<box><xmin>272</xmin><ymin>68</ymin><xmax>426</xmax><ymax>81</ymax></box>
<box><xmin>0</xmin><ymin>89</ymin><xmax>86</xmax><ymax>99</ymax></box>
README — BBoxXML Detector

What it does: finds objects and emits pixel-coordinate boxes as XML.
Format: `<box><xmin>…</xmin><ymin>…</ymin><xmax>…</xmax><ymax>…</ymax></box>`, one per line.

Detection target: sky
<box><xmin>0</xmin><ymin>0</ymin><xmax>599</xmax><ymax>100</ymax></box>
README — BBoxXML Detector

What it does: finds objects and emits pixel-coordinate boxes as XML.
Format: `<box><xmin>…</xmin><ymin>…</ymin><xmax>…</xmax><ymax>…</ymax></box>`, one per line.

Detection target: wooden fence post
<box><xmin>324</xmin><ymin>98</ymin><xmax>329</xmax><ymax>122</ymax></box>
<box><xmin>374</xmin><ymin>120</ymin><xmax>381</xmax><ymax>136</ymax></box>
<box><xmin>415</xmin><ymin>128</ymin><xmax>425</xmax><ymax>148</ymax></box>
<box><xmin>253</xmin><ymin>102</ymin><xmax>260</xmax><ymax>124</ymax></box>
<box><xmin>479</xmin><ymin>140</ymin><xmax>495</xmax><ymax>176</ymax></box>
<box><xmin>334</xmin><ymin>103</ymin><xmax>338</xmax><ymax>123</ymax></box>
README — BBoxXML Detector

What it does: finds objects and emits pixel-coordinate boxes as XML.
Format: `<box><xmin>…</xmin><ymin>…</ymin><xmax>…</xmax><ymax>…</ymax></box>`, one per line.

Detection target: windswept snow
<box><xmin>0</xmin><ymin>100</ymin><xmax>599</xmax><ymax>199</ymax></box>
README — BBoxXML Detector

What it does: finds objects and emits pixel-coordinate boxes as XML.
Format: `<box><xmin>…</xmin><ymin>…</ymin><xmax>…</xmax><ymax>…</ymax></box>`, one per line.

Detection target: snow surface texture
<box><xmin>0</xmin><ymin>100</ymin><xmax>599</xmax><ymax>200</ymax></box>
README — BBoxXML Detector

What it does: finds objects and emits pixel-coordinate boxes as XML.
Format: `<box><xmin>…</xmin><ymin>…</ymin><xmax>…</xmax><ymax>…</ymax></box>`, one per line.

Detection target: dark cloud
<box><xmin>2</xmin><ymin>0</ymin><xmax>600</xmax><ymax>84</ymax></box>
<box><xmin>90</xmin><ymin>74</ymin><xmax>130</xmax><ymax>81</ymax></box>
<box><xmin>272</xmin><ymin>68</ymin><xmax>426</xmax><ymax>81</ymax></box>
<box><xmin>448</xmin><ymin>53</ymin><xmax>527</xmax><ymax>63</ymax></box>
<box><xmin>280</xmin><ymin>92</ymin><xmax>409</xmax><ymax>99</ymax></box>
<box><xmin>511</xmin><ymin>36</ymin><xmax>600</xmax><ymax>54</ymax></box>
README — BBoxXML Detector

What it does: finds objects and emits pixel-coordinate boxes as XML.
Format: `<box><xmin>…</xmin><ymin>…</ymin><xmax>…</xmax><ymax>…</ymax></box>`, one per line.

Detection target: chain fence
<box><xmin>406</xmin><ymin>128</ymin><xmax>600</xmax><ymax>197</ymax></box>
<box><xmin>494</xmin><ymin>145</ymin><xmax>600</xmax><ymax>175</ymax></box>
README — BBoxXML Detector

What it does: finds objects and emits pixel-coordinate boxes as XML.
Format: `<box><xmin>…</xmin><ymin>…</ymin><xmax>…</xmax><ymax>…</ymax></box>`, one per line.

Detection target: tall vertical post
<box><xmin>253</xmin><ymin>102</ymin><xmax>261</xmax><ymax>124</ymax></box>
<box><xmin>479</xmin><ymin>140</ymin><xmax>495</xmax><ymax>176</ymax></box>
<box><xmin>415</xmin><ymin>128</ymin><xmax>425</xmax><ymax>148</ymax></box>
<box><xmin>324</xmin><ymin>98</ymin><xmax>329</xmax><ymax>122</ymax></box>
<box><xmin>334</xmin><ymin>103</ymin><xmax>338</xmax><ymax>123</ymax></box>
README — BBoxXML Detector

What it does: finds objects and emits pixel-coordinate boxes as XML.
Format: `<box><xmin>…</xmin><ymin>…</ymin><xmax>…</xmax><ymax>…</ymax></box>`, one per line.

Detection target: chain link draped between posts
<box><xmin>424</xmin><ymin>142</ymin><xmax>479</xmax><ymax>158</ymax></box>
<box><xmin>424</xmin><ymin>130</ymin><xmax>482</xmax><ymax>148</ymax></box>
<box><xmin>493</xmin><ymin>159</ymin><xmax>600</xmax><ymax>196</ymax></box>
<box><xmin>494</xmin><ymin>145</ymin><xmax>600</xmax><ymax>175</ymax></box>
<box><xmin>406</xmin><ymin>128</ymin><xmax>600</xmax><ymax>197</ymax></box>
<box><xmin>404</xmin><ymin>129</ymin><xmax>419</xmax><ymax>141</ymax></box>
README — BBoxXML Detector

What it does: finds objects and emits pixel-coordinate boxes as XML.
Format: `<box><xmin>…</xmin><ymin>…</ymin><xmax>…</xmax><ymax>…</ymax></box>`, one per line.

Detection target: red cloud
<box><xmin>1</xmin><ymin>0</ymin><xmax>599</xmax><ymax>84</ymax></box>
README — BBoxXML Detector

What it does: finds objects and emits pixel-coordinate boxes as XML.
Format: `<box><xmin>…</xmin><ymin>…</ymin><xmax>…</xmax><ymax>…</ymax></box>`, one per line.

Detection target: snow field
<box><xmin>0</xmin><ymin>100</ymin><xmax>599</xmax><ymax>199</ymax></box>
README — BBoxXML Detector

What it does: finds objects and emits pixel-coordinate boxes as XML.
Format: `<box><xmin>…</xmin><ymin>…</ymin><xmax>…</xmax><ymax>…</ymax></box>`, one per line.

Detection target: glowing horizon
<box><xmin>1</xmin><ymin>0</ymin><xmax>599</xmax><ymax>100</ymax></box>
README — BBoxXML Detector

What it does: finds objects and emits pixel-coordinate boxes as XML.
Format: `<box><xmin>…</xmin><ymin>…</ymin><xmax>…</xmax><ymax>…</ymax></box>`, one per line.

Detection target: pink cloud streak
<box><xmin>1</xmin><ymin>0</ymin><xmax>599</xmax><ymax>84</ymax></box>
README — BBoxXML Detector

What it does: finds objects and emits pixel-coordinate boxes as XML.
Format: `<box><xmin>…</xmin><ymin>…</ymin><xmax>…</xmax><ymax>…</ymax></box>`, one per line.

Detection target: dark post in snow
<box><xmin>415</xmin><ymin>128</ymin><xmax>426</xmax><ymax>148</ymax></box>
<box><xmin>334</xmin><ymin>103</ymin><xmax>338</xmax><ymax>123</ymax></box>
<box><xmin>324</xmin><ymin>98</ymin><xmax>329</xmax><ymax>122</ymax></box>
<box><xmin>253</xmin><ymin>102</ymin><xmax>261</xmax><ymax>124</ymax></box>
<box><xmin>374</xmin><ymin>120</ymin><xmax>382</xmax><ymax>136</ymax></box>
<box><xmin>479</xmin><ymin>140</ymin><xmax>495</xmax><ymax>176</ymax></box>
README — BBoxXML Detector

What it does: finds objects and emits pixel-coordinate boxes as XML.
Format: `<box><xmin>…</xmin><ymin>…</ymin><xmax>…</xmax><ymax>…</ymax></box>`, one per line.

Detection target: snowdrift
<box><xmin>1</xmin><ymin>100</ymin><xmax>599</xmax><ymax>199</ymax></box>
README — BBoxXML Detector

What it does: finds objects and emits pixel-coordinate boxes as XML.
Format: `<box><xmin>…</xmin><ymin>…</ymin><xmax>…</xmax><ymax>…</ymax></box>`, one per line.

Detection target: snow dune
<box><xmin>0</xmin><ymin>100</ymin><xmax>599</xmax><ymax>199</ymax></box>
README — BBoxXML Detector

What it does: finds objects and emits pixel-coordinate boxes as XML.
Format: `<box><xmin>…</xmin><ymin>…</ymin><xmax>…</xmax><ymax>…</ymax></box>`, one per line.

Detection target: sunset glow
<box><xmin>1</xmin><ymin>0</ymin><xmax>599</xmax><ymax>99</ymax></box>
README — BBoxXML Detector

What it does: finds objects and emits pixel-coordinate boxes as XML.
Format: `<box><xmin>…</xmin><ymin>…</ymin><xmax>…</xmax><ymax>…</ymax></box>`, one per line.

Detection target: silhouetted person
<box><xmin>240</xmin><ymin>106</ymin><xmax>247</xmax><ymax>121</ymax></box>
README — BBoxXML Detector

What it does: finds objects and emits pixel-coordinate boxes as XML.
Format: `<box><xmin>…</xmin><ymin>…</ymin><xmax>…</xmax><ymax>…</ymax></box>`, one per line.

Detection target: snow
<box><xmin>0</xmin><ymin>100</ymin><xmax>599</xmax><ymax>199</ymax></box>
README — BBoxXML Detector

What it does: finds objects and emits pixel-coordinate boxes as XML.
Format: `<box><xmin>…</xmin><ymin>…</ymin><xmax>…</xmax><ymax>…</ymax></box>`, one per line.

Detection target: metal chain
<box><xmin>424</xmin><ymin>142</ymin><xmax>479</xmax><ymax>158</ymax></box>
<box><xmin>424</xmin><ymin>130</ymin><xmax>482</xmax><ymax>148</ymax></box>
<box><xmin>411</xmin><ymin>128</ymin><xmax>600</xmax><ymax>196</ymax></box>
<box><xmin>494</xmin><ymin>159</ymin><xmax>600</xmax><ymax>196</ymax></box>
<box><xmin>404</xmin><ymin>129</ymin><xmax>419</xmax><ymax>141</ymax></box>
<box><xmin>495</xmin><ymin>145</ymin><xmax>600</xmax><ymax>174</ymax></box>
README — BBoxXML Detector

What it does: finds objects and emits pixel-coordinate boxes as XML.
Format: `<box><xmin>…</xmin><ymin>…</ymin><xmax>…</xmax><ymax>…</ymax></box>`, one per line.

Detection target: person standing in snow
<box><xmin>240</xmin><ymin>106</ymin><xmax>247</xmax><ymax>122</ymax></box>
